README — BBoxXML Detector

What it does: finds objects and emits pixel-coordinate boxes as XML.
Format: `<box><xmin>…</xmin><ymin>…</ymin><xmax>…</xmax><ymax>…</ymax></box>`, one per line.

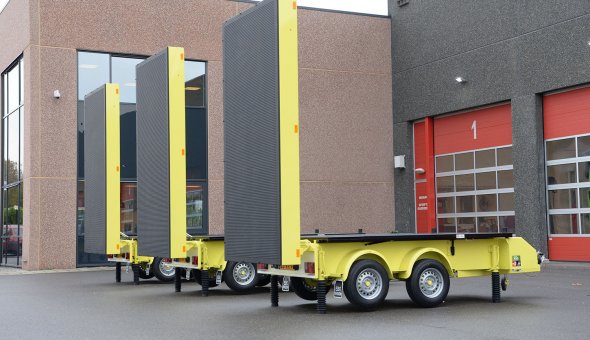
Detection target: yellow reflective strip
<box><xmin>167</xmin><ymin>47</ymin><xmax>187</xmax><ymax>258</ymax></box>
<box><xmin>278</xmin><ymin>1</ymin><xmax>301</xmax><ymax>265</ymax></box>
<box><xmin>105</xmin><ymin>83</ymin><xmax>121</xmax><ymax>254</ymax></box>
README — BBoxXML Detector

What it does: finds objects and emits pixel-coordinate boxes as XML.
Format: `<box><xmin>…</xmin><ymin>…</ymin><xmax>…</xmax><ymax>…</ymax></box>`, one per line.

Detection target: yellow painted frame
<box><xmin>278</xmin><ymin>0</ymin><xmax>301</xmax><ymax>265</ymax></box>
<box><xmin>105</xmin><ymin>83</ymin><xmax>121</xmax><ymax>254</ymax></box>
<box><xmin>167</xmin><ymin>47</ymin><xmax>187</xmax><ymax>259</ymax></box>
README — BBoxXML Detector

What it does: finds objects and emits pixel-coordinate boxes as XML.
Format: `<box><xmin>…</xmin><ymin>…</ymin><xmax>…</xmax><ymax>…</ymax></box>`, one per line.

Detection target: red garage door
<box><xmin>544</xmin><ymin>87</ymin><xmax>590</xmax><ymax>261</ymax></box>
<box><xmin>414</xmin><ymin>104</ymin><xmax>514</xmax><ymax>234</ymax></box>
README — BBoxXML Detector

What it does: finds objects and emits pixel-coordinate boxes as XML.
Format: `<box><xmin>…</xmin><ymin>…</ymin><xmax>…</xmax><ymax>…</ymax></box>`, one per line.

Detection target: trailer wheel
<box><xmin>405</xmin><ymin>259</ymin><xmax>450</xmax><ymax>308</ymax></box>
<box><xmin>194</xmin><ymin>269</ymin><xmax>220</xmax><ymax>288</ymax></box>
<box><xmin>343</xmin><ymin>260</ymin><xmax>389</xmax><ymax>309</ymax></box>
<box><xmin>290</xmin><ymin>278</ymin><xmax>332</xmax><ymax>300</ymax></box>
<box><xmin>152</xmin><ymin>257</ymin><xmax>176</xmax><ymax>283</ymax></box>
<box><xmin>223</xmin><ymin>262</ymin><xmax>257</xmax><ymax>292</ymax></box>
<box><xmin>256</xmin><ymin>274</ymin><xmax>271</xmax><ymax>287</ymax></box>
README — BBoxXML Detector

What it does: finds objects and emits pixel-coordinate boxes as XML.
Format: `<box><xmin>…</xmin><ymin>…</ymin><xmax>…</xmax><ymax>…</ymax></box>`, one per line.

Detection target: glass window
<box><xmin>475</xmin><ymin>149</ymin><xmax>495</xmax><ymax>168</ymax></box>
<box><xmin>498</xmin><ymin>170</ymin><xmax>514</xmax><ymax>188</ymax></box>
<box><xmin>549</xmin><ymin>214</ymin><xmax>577</xmax><ymax>234</ymax></box>
<box><xmin>498</xmin><ymin>192</ymin><xmax>515</xmax><ymax>211</ymax></box>
<box><xmin>497</xmin><ymin>147</ymin><xmax>512</xmax><ymax>166</ymax></box>
<box><xmin>457</xmin><ymin>217</ymin><xmax>476</xmax><ymax>233</ymax></box>
<box><xmin>477</xmin><ymin>194</ymin><xmax>497</xmax><ymax>212</ymax></box>
<box><xmin>436</xmin><ymin>155</ymin><xmax>453</xmax><ymax>173</ymax></box>
<box><xmin>187</xmin><ymin>183</ymin><xmax>205</xmax><ymax>235</ymax></box>
<box><xmin>455</xmin><ymin>174</ymin><xmax>474</xmax><ymax>192</ymax></box>
<box><xmin>476</xmin><ymin>172</ymin><xmax>496</xmax><ymax>190</ymax></box>
<box><xmin>455</xmin><ymin>152</ymin><xmax>473</xmax><ymax>171</ymax></box>
<box><xmin>185</xmin><ymin>61</ymin><xmax>206</xmax><ymax>108</ymax></box>
<box><xmin>437</xmin><ymin>217</ymin><xmax>456</xmax><ymax>233</ymax></box>
<box><xmin>577</xmin><ymin>136</ymin><xmax>590</xmax><ymax>157</ymax></box>
<box><xmin>7</xmin><ymin>65</ymin><xmax>19</xmax><ymax>113</ymax></box>
<box><xmin>548</xmin><ymin>189</ymin><xmax>577</xmax><ymax>209</ymax></box>
<box><xmin>112</xmin><ymin>57</ymin><xmax>143</xmax><ymax>104</ymax></box>
<box><xmin>579</xmin><ymin>188</ymin><xmax>590</xmax><ymax>209</ymax></box>
<box><xmin>186</xmin><ymin>108</ymin><xmax>207</xmax><ymax>180</ymax></box>
<box><xmin>581</xmin><ymin>214</ymin><xmax>590</xmax><ymax>234</ymax></box>
<box><xmin>119</xmin><ymin>104</ymin><xmax>137</xmax><ymax>180</ymax></box>
<box><xmin>547</xmin><ymin>163</ymin><xmax>577</xmax><ymax>185</ymax></box>
<box><xmin>546</xmin><ymin>138</ymin><xmax>576</xmax><ymax>161</ymax></box>
<box><xmin>499</xmin><ymin>215</ymin><xmax>515</xmax><ymax>233</ymax></box>
<box><xmin>457</xmin><ymin>195</ymin><xmax>475</xmax><ymax>213</ymax></box>
<box><xmin>437</xmin><ymin>197</ymin><xmax>454</xmax><ymax>214</ymax></box>
<box><xmin>578</xmin><ymin>162</ymin><xmax>590</xmax><ymax>183</ymax></box>
<box><xmin>436</xmin><ymin>176</ymin><xmax>453</xmax><ymax>193</ymax></box>
<box><xmin>7</xmin><ymin>111</ymin><xmax>19</xmax><ymax>184</ymax></box>
<box><xmin>478</xmin><ymin>216</ymin><xmax>498</xmax><ymax>233</ymax></box>
<box><xmin>120</xmin><ymin>183</ymin><xmax>137</xmax><ymax>235</ymax></box>
<box><xmin>78</xmin><ymin>52</ymin><xmax>110</xmax><ymax>100</ymax></box>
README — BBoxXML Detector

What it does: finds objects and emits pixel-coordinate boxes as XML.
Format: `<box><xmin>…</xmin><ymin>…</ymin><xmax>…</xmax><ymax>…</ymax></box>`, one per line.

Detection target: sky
<box><xmin>0</xmin><ymin>0</ymin><xmax>388</xmax><ymax>16</ymax></box>
<box><xmin>251</xmin><ymin>0</ymin><xmax>388</xmax><ymax>15</ymax></box>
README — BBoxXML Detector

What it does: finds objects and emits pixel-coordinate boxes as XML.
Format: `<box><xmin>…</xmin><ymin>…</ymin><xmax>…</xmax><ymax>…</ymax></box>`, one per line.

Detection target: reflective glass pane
<box><xmin>3</xmin><ymin>75</ymin><xmax>7</xmax><ymax>115</ymax></box>
<box><xmin>476</xmin><ymin>172</ymin><xmax>496</xmax><ymax>190</ymax></box>
<box><xmin>546</xmin><ymin>138</ymin><xmax>575</xmax><ymax>161</ymax></box>
<box><xmin>577</xmin><ymin>135</ymin><xmax>590</xmax><ymax>157</ymax></box>
<box><xmin>457</xmin><ymin>195</ymin><xmax>475</xmax><ymax>213</ymax></box>
<box><xmin>497</xmin><ymin>147</ymin><xmax>513</xmax><ymax>166</ymax></box>
<box><xmin>456</xmin><ymin>174</ymin><xmax>474</xmax><ymax>192</ymax></box>
<box><xmin>6</xmin><ymin>186</ymin><xmax>19</xmax><ymax>223</ymax></box>
<box><xmin>187</xmin><ymin>183</ymin><xmax>205</xmax><ymax>235</ymax></box>
<box><xmin>437</xmin><ymin>197</ymin><xmax>454</xmax><ymax>214</ymax></box>
<box><xmin>581</xmin><ymin>214</ymin><xmax>590</xmax><ymax>234</ymax></box>
<box><xmin>437</xmin><ymin>218</ymin><xmax>456</xmax><ymax>233</ymax></box>
<box><xmin>475</xmin><ymin>149</ymin><xmax>495</xmax><ymax>168</ymax></box>
<box><xmin>112</xmin><ymin>57</ymin><xmax>143</xmax><ymax>104</ymax></box>
<box><xmin>498</xmin><ymin>192</ymin><xmax>515</xmax><ymax>211</ymax></box>
<box><xmin>186</xmin><ymin>108</ymin><xmax>207</xmax><ymax>180</ymax></box>
<box><xmin>19</xmin><ymin>108</ymin><xmax>23</xmax><ymax>179</ymax></box>
<box><xmin>457</xmin><ymin>217</ymin><xmax>475</xmax><ymax>233</ymax></box>
<box><xmin>77</xmin><ymin>101</ymin><xmax>85</xmax><ymax>178</ymax></box>
<box><xmin>578</xmin><ymin>162</ymin><xmax>590</xmax><ymax>183</ymax></box>
<box><xmin>499</xmin><ymin>215</ymin><xmax>515</xmax><ymax>233</ymax></box>
<box><xmin>185</xmin><ymin>61</ymin><xmax>206</xmax><ymax>107</ymax></box>
<box><xmin>549</xmin><ymin>214</ymin><xmax>577</xmax><ymax>234</ymax></box>
<box><xmin>120</xmin><ymin>104</ymin><xmax>137</xmax><ymax>179</ymax></box>
<box><xmin>436</xmin><ymin>176</ymin><xmax>453</xmax><ymax>193</ymax></box>
<box><xmin>547</xmin><ymin>189</ymin><xmax>577</xmax><ymax>209</ymax></box>
<box><xmin>547</xmin><ymin>163</ymin><xmax>577</xmax><ymax>185</ymax></box>
<box><xmin>455</xmin><ymin>152</ymin><xmax>474</xmax><ymax>170</ymax></box>
<box><xmin>7</xmin><ymin>111</ymin><xmax>19</xmax><ymax>184</ymax></box>
<box><xmin>7</xmin><ymin>65</ymin><xmax>19</xmax><ymax>113</ymax></box>
<box><xmin>498</xmin><ymin>170</ymin><xmax>514</xmax><ymax>188</ymax></box>
<box><xmin>3</xmin><ymin>118</ymin><xmax>7</xmax><ymax>184</ymax></box>
<box><xmin>478</xmin><ymin>216</ymin><xmax>498</xmax><ymax>233</ymax></box>
<box><xmin>19</xmin><ymin>60</ymin><xmax>23</xmax><ymax>106</ymax></box>
<box><xmin>18</xmin><ymin>184</ymin><xmax>23</xmax><ymax>225</ymax></box>
<box><xmin>78</xmin><ymin>52</ymin><xmax>110</xmax><ymax>100</ymax></box>
<box><xmin>436</xmin><ymin>155</ymin><xmax>453</xmax><ymax>173</ymax></box>
<box><xmin>120</xmin><ymin>183</ymin><xmax>137</xmax><ymax>235</ymax></box>
<box><xmin>477</xmin><ymin>194</ymin><xmax>497</xmax><ymax>212</ymax></box>
<box><xmin>580</xmin><ymin>188</ymin><xmax>590</xmax><ymax>209</ymax></box>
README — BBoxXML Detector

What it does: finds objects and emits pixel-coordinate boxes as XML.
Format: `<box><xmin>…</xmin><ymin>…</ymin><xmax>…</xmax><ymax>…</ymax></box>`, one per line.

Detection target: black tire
<box><xmin>291</xmin><ymin>277</ymin><xmax>330</xmax><ymax>301</ymax></box>
<box><xmin>152</xmin><ymin>257</ymin><xmax>176</xmax><ymax>283</ymax></box>
<box><xmin>405</xmin><ymin>259</ymin><xmax>450</xmax><ymax>308</ymax></box>
<box><xmin>256</xmin><ymin>274</ymin><xmax>271</xmax><ymax>287</ymax></box>
<box><xmin>343</xmin><ymin>260</ymin><xmax>389</xmax><ymax>309</ymax></box>
<box><xmin>138</xmin><ymin>266</ymin><xmax>155</xmax><ymax>280</ymax></box>
<box><xmin>223</xmin><ymin>262</ymin><xmax>258</xmax><ymax>293</ymax></box>
<box><xmin>193</xmin><ymin>269</ymin><xmax>219</xmax><ymax>288</ymax></box>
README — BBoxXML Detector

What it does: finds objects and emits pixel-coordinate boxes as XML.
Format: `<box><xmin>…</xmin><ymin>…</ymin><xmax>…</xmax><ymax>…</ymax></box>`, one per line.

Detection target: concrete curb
<box><xmin>0</xmin><ymin>266</ymin><xmax>114</xmax><ymax>276</ymax></box>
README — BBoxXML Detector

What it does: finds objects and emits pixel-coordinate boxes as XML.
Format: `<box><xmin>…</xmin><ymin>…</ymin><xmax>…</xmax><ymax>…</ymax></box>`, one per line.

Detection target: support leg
<box><xmin>271</xmin><ymin>275</ymin><xmax>279</xmax><ymax>307</ymax></box>
<box><xmin>115</xmin><ymin>262</ymin><xmax>121</xmax><ymax>283</ymax></box>
<box><xmin>132</xmin><ymin>264</ymin><xmax>140</xmax><ymax>286</ymax></box>
<box><xmin>174</xmin><ymin>268</ymin><xmax>182</xmax><ymax>293</ymax></box>
<box><xmin>317</xmin><ymin>280</ymin><xmax>327</xmax><ymax>314</ymax></box>
<box><xmin>492</xmin><ymin>272</ymin><xmax>501</xmax><ymax>303</ymax></box>
<box><xmin>201</xmin><ymin>270</ymin><xmax>210</xmax><ymax>297</ymax></box>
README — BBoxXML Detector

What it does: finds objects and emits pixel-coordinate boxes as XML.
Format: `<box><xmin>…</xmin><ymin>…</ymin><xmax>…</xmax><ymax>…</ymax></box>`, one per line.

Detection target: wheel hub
<box><xmin>419</xmin><ymin>268</ymin><xmax>444</xmax><ymax>298</ymax></box>
<box><xmin>159</xmin><ymin>261</ymin><xmax>175</xmax><ymax>277</ymax></box>
<box><xmin>355</xmin><ymin>268</ymin><xmax>382</xmax><ymax>300</ymax></box>
<box><xmin>233</xmin><ymin>262</ymin><xmax>255</xmax><ymax>286</ymax></box>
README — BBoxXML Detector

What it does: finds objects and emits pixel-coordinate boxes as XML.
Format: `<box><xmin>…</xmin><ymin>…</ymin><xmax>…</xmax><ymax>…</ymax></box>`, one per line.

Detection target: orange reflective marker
<box><xmin>115</xmin><ymin>88</ymin><xmax>119</xmax><ymax>95</ymax></box>
<box><xmin>181</xmin><ymin>148</ymin><xmax>185</xmax><ymax>156</ymax></box>
<box><xmin>180</xmin><ymin>52</ymin><xmax>184</xmax><ymax>60</ymax></box>
<box><xmin>116</xmin><ymin>165</ymin><xmax>120</xmax><ymax>172</ymax></box>
<box><xmin>296</xmin><ymin>248</ymin><xmax>300</xmax><ymax>258</ymax></box>
<box><xmin>116</xmin><ymin>244</ymin><xmax>120</xmax><ymax>250</ymax></box>
<box><xmin>294</xmin><ymin>124</ymin><xmax>299</xmax><ymax>134</ymax></box>
<box><xmin>182</xmin><ymin>245</ymin><xmax>186</xmax><ymax>253</ymax></box>
<box><xmin>293</xmin><ymin>1</ymin><xmax>297</xmax><ymax>10</ymax></box>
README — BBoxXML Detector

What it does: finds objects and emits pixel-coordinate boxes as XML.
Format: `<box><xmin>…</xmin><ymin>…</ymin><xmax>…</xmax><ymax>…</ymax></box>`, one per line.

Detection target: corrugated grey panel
<box><xmin>223</xmin><ymin>0</ymin><xmax>282</xmax><ymax>264</ymax></box>
<box><xmin>84</xmin><ymin>86</ymin><xmax>107</xmax><ymax>254</ymax></box>
<box><xmin>136</xmin><ymin>49</ymin><xmax>171</xmax><ymax>257</ymax></box>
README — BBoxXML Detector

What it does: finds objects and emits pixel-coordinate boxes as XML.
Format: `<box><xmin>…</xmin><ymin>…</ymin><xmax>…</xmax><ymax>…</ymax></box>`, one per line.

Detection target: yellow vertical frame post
<box><xmin>105</xmin><ymin>83</ymin><xmax>121</xmax><ymax>254</ymax></box>
<box><xmin>278</xmin><ymin>0</ymin><xmax>301</xmax><ymax>265</ymax></box>
<box><xmin>167</xmin><ymin>47</ymin><xmax>187</xmax><ymax>259</ymax></box>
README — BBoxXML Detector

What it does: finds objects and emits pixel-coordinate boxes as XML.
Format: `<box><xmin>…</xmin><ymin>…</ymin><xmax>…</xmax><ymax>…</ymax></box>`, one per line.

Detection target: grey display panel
<box><xmin>83</xmin><ymin>86</ymin><xmax>107</xmax><ymax>254</ymax></box>
<box><xmin>136</xmin><ymin>49</ymin><xmax>171</xmax><ymax>257</ymax></box>
<box><xmin>223</xmin><ymin>0</ymin><xmax>283</xmax><ymax>264</ymax></box>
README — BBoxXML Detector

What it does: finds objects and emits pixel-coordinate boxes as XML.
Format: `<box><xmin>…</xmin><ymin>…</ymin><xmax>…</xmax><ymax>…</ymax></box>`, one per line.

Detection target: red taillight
<box><xmin>163</xmin><ymin>258</ymin><xmax>171</xmax><ymax>263</ymax></box>
<box><xmin>304</xmin><ymin>262</ymin><xmax>315</xmax><ymax>274</ymax></box>
<box><xmin>257</xmin><ymin>263</ymin><xmax>268</xmax><ymax>270</ymax></box>
<box><xmin>192</xmin><ymin>256</ymin><xmax>199</xmax><ymax>265</ymax></box>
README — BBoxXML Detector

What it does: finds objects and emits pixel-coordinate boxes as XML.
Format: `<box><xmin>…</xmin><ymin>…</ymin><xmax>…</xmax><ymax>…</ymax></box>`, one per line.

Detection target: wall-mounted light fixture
<box><xmin>53</xmin><ymin>90</ymin><xmax>61</xmax><ymax>99</ymax></box>
<box><xmin>455</xmin><ymin>77</ymin><xmax>467</xmax><ymax>84</ymax></box>
<box><xmin>415</xmin><ymin>168</ymin><xmax>425</xmax><ymax>174</ymax></box>
<box><xmin>394</xmin><ymin>155</ymin><xmax>406</xmax><ymax>169</ymax></box>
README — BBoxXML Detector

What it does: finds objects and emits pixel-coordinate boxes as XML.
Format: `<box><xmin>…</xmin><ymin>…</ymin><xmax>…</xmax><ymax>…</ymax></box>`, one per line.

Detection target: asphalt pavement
<box><xmin>0</xmin><ymin>262</ymin><xmax>589</xmax><ymax>339</ymax></box>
